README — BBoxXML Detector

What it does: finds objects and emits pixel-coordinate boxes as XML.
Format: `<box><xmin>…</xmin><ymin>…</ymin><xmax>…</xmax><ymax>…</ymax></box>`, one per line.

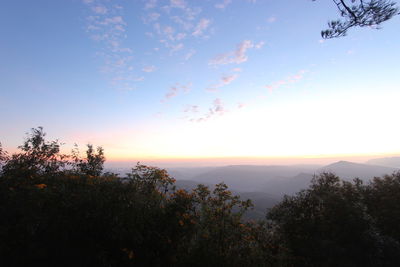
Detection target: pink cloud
<box><xmin>237</xmin><ymin>102</ymin><xmax>246</xmax><ymax>109</ymax></box>
<box><xmin>92</xmin><ymin>6</ymin><xmax>108</xmax><ymax>14</ymax></box>
<box><xmin>134</xmin><ymin>77</ymin><xmax>145</xmax><ymax>82</ymax></box>
<box><xmin>192</xmin><ymin>18</ymin><xmax>211</xmax><ymax>37</ymax></box>
<box><xmin>221</xmin><ymin>74</ymin><xmax>238</xmax><ymax>85</ymax></box>
<box><xmin>183</xmin><ymin>105</ymin><xmax>199</xmax><ymax>113</ymax></box>
<box><xmin>255</xmin><ymin>41</ymin><xmax>265</xmax><ymax>49</ymax></box>
<box><xmin>142</xmin><ymin>65</ymin><xmax>157</xmax><ymax>72</ymax></box>
<box><xmin>145</xmin><ymin>0</ymin><xmax>158</xmax><ymax>9</ymax></box>
<box><xmin>115</xmin><ymin>25</ymin><xmax>125</xmax><ymax>31</ymax></box>
<box><xmin>101</xmin><ymin>16</ymin><xmax>125</xmax><ymax>25</ymax></box>
<box><xmin>189</xmin><ymin>98</ymin><xmax>227</xmax><ymax>122</ymax></box>
<box><xmin>146</xmin><ymin>12</ymin><xmax>161</xmax><ymax>23</ymax></box>
<box><xmin>215</xmin><ymin>0</ymin><xmax>232</xmax><ymax>9</ymax></box>
<box><xmin>84</xmin><ymin>2</ymin><xmax>136</xmax><ymax>91</ymax></box>
<box><xmin>176</xmin><ymin>32</ymin><xmax>186</xmax><ymax>40</ymax></box>
<box><xmin>165</xmin><ymin>86</ymin><xmax>179</xmax><ymax>99</ymax></box>
<box><xmin>184</xmin><ymin>49</ymin><xmax>196</xmax><ymax>61</ymax></box>
<box><xmin>207</xmin><ymin>73</ymin><xmax>239</xmax><ymax>92</ymax></box>
<box><xmin>162</xmin><ymin>83</ymin><xmax>192</xmax><ymax>102</ymax></box>
<box><xmin>170</xmin><ymin>0</ymin><xmax>186</xmax><ymax>9</ymax></box>
<box><xmin>265</xmin><ymin>70</ymin><xmax>308</xmax><ymax>92</ymax></box>
<box><xmin>163</xmin><ymin>25</ymin><xmax>175</xmax><ymax>40</ymax></box>
<box><xmin>267</xmin><ymin>16</ymin><xmax>276</xmax><ymax>23</ymax></box>
<box><xmin>209</xmin><ymin>40</ymin><xmax>254</xmax><ymax>65</ymax></box>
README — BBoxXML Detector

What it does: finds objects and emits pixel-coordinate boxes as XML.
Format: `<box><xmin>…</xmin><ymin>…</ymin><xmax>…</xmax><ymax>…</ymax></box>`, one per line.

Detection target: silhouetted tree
<box><xmin>3</xmin><ymin>128</ymin><xmax>400</xmax><ymax>266</ymax></box>
<box><xmin>267</xmin><ymin>172</ymin><xmax>392</xmax><ymax>266</ymax></box>
<box><xmin>365</xmin><ymin>172</ymin><xmax>400</xmax><ymax>241</ymax></box>
<box><xmin>314</xmin><ymin>0</ymin><xmax>399</xmax><ymax>38</ymax></box>
<box><xmin>72</xmin><ymin>144</ymin><xmax>105</xmax><ymax>176</ymax></box>
<box><xmin>1</xmin><ymin>127</ymin><xmax>68</xmax><ymax>177</ymax></box>
<box><xmin>0</xmin><ymin>142</ymin><xmax>8</xmax><ymax>170</ymax></box>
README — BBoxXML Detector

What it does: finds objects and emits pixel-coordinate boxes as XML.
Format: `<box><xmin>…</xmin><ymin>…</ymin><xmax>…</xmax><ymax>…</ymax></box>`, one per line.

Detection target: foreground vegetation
<box><xmin>1</xmin><ymin>128</ymin><xmax>400</xmax><ymax>266</ymax></box>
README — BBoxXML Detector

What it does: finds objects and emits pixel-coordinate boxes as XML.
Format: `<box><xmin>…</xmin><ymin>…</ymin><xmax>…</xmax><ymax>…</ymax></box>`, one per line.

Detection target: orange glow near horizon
<box><xmin>3</xmin><ymin>90</ymin><xmax>399</xmax><ymax>167</ymax></box>
<box><xmin>103</xmin><ymin>152</ymin><xmax>400</xmax><ymax>167</ymax></box>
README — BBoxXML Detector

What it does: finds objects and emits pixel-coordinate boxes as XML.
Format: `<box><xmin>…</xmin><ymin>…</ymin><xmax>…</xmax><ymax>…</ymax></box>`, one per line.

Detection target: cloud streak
<box><xmin>207</xmin><ymin>73</ymin><xmax>239</xmax><ymax>92</ymax></box>
<box><xmin>189</xmin><ymin>98</ymin><xmax>227</xmax><ymax>122</ymax></box>
<box><xmin>215</xmin><ymin>0</ymin><xmax>232</xmax><ymax>9</ymax></box>
<box><xmin>265</xmin><ymin>70</ymin><xmax>308</xmax><ymax>92</ymax></box>
<box><xmin>162</xmin><ymin>82</ymin><xmax>192</xmax><ymax>102</ymax></box>
<box><xmin>192</xmin><ymin>18</ymin><xmax>211</xmax><ymax>37</ymax></box>
<box><xmin>209</xmin><ymin>40</ymin><xmax>256</xmax><ymax>65</ymax></box>
<box><xmin>142</xmin><ymin>66</ymin><xmax>157</xmax><ymax>73</ymax></box>
<box><xmin>147</xmin><ymin>1</ymin><xmax>210</xmax><ymax>55</ymax></box>
<box><xmin>83</xmin><ymin>1</ymin><xmax>140</xmax><ymax>90</ymax></box>
<box><xmin>183</xmin><ymin>105</ymin><xmax>199</xmax><ymax>113</ymax></box>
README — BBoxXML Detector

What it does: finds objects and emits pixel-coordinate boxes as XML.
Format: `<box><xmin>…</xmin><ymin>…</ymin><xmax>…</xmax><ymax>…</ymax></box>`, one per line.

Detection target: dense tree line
<box><xmin>1</xmin><ymin>128</ymin><xmax>400</xmax><ymax>266</ymax></box>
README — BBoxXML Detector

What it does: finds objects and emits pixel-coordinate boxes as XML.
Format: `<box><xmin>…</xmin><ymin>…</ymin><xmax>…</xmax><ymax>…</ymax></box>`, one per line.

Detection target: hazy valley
<box><xmin>105</xmin><ymin>158</ymin><xmax>400</xmax><ymax>219</ymax></box>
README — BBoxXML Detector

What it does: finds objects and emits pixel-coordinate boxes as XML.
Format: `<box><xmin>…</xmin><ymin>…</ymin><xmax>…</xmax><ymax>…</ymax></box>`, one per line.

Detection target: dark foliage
<box><xmin>314</xmin><ymin>0</ymin><xmax>399</xmax><ymax>38</ymax></box>
<box><xmin>1</xmin><ymin>128</ymin><xmax>400</xmax><ymax>266</ymax></box>
<box><xmin>268</xmin><ymin>172</ymin><xmax>400</xmax><ymax>266</ymax></box>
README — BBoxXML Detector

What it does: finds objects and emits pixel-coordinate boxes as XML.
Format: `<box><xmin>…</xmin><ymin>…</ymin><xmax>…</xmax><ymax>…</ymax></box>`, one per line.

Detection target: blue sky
<box><xmin>1</xmin><ymin>0</ymin><xmax>400</xmax><ymax>164</ymax></box>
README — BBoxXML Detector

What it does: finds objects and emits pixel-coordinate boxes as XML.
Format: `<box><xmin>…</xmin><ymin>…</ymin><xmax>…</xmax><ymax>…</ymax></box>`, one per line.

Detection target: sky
<box><xmin>1</xmin><ymin>0</ymin><xmax>400</xmax><ymax>166</ymax></box>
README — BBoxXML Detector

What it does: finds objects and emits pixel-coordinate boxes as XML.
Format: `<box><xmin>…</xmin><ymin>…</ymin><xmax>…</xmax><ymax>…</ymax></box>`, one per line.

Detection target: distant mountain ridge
<box><xmin>366</xmin><ymin>156</ymin><xmax>400</xmax><ymax>168</ymax></box>
<box><xmin>106</xmin><ymin>161</ymin><xmax>399</xmax><ymax>220</ymax></box>
<box><xmin>318</xmin><ymin>161</ymin><xmax>398</xmax><ymax>181</ymax></box>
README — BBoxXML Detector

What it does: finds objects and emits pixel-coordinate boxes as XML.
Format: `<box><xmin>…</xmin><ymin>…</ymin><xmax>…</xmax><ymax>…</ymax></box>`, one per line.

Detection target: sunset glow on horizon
<box><xmin>1</xmin><ymin>0</ymin><xmax>400</xmax><ymax>166</ymax></box>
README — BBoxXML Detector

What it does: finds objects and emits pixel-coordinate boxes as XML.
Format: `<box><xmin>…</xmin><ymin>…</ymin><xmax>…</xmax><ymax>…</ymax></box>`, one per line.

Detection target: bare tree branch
<box><xmin>314</xmin><ymin>0</ymin><xmax>399</xmax><ymax>39</ymax></box>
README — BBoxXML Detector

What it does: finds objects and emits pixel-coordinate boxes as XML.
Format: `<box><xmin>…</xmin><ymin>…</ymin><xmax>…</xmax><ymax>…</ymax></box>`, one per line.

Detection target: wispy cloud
<box><xmin>170</xmin><ymin>43</ymin><xmax>184</xmax><ymax>53</ymax></box>
<box><xmin>255</xmin><ymin>41</ymin><xmax>265</xmax><ymax>49</ymax></box>
<box><xmin>189</xmin><ymin>98</ymin><xmax>227</xmax><ymax>122</ymax></box>
<box><xmin>146</xmin><ymin>1</ymin><xmax>208</xmax><ymax>54</ymax></box>
<box><xmin>145</xmin><ymin>0</ymin><xmax>158</xmax><ymax>9</ymax></box>
<box><xmin>183</xmin><ymin>105</ymin><xmax>199</xmax><ymax>113</ymax></box>
<box><xmin>142</xmin><ymin>65</ymin><xmax>157</xmax><ymax>73</ymax></box>
<box><xmin>192</xmin><ymin>18</ymin><xmax>211</xmax><ymax>37</ymax></box>
<box><xmin>162</xmin><ymin>82</ymin><xmax>192</xmax><ymax>102</ymax></box>
<box><xmin>267</xmin><ymin>16</ymin><xmax>276</xmax><ymax>23</ymax></box>
<box><xmin>209</xmin><ymin>40</ymin><xmax>255</xmax><ymax>65</ymax></box>
<box><xmin>221</xmin><ymin>74</ymin><xmax>238</xmax><ymax>85</ymax></box>
<box><xmin>92</xmin><ymin>6</ymin><xmax>108</xmax><ymax>14</ymax></box>
<box><xmin>163</xmin><ymin>25</ymin><xmax>175</xmax><ymax>40</ymax></box>
<box><xmin>100</xmin><ymin>16</ymin><xmax>126</xmax><ymax>26</ymax></box>
<box><xmin>265</xmin><ymin>70</ymin><xmax>308</xmax><ymax>92</ymax></box>
<box><xmin>176</xmin><ymin>32</ymin><xmax>186</xmax><ymax>40</ymax></box>
<box><xmin>184</xmin><ymin>49</ymin><xmax>196</xmax><ymax>61</ymax></box>
<box><xmin>144</xmin><ymin>12</ymin><xmax>161</xmax><ymax>23</ymax></box>
<box><xmin>134</xmin><ymin>76</ymin><xmax>145</xmax><ymax>82</ymax></box>
<box><xmin>211</xmin><ymin>98</ymin><xmax>226</xmax><ymax>115</ymax></box>
<box><xmin>215</xmin><ymin>0</ymin><xmax>232</xmax><ymax>9</ymax></box>
<box><xmin>207</xmin><ymin>73</ymin><xmax>239</xmax><ymax>92</ymax></box>
<box><xmin>83</xmin><ymin>1</ymin><xmax>139</xmax><ymax>90</ymax></box>
<box><xmin>237</xmin><ymin>102</ymin><xmax>246</xmax><ymax>109</ymax></box>
<box><xmin>170</xmin><ymin>0</ymin><xmax>187</xmax><ymax>9</ymax></box>
<box><xmin>165</xmin><ymin>86</ymin><xmax>179</xmax><ymax>99</ymax></box>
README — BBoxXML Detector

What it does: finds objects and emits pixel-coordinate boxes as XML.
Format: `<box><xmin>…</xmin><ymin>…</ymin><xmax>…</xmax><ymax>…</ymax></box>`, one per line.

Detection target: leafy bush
<box><xmin>1</xmin><ymin>128</ymin><xmax>400</xmax><ymax>266</ymax></box>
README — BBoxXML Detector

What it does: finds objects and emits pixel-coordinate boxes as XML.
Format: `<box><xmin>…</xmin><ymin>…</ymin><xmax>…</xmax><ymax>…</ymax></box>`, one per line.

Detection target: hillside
<box><xmin>366</xmin><ymin>157</ymin><xmax>400</xmax><ymax>168</ymax></box>
<box><xmin>318</xmin><ymin>161</ymin><xmax>398</xmax><ymax>181</ymax></box>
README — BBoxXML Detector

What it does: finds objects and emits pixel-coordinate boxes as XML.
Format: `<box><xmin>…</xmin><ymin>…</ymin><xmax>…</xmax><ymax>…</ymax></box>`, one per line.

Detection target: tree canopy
<box><xmin>1</xmin><ymin>128</ymin><xmax>400</xmax><ymax>266</ymax></box>
<box><xmin>317</xmin><ymin>0</ymin><xmax>399</xmax><ymax>38</ymax></box>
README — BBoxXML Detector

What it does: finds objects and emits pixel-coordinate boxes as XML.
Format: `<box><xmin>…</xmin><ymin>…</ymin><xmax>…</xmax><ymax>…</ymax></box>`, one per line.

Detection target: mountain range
<box><xmin>106</xmin><ymin>158</ymin><xmax>399</xmax><ymax>219</ymax></box>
